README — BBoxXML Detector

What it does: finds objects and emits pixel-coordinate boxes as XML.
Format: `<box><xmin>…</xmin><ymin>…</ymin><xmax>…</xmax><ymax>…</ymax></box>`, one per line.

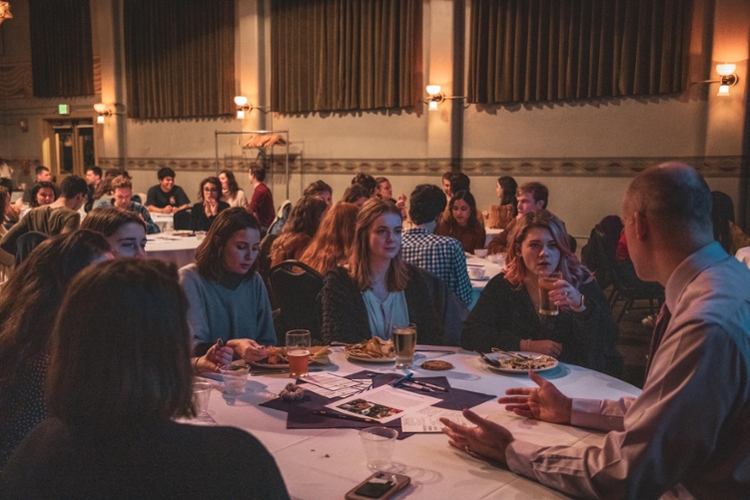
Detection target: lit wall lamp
<box><xmin>423</xmin><ymin>85</ymin><xmax>466</xmax><ymax>111</ymax></box>
<box><xmin>93</xmin><ymin>103</ymin><xmax>114</xmax><ymax>124</ymax></box>
<box><xmin>234</xmin><ymin>96</ymin><xmax>270</xmax><ymax>119</ymax></box>
<box><xmin>694</xmin><ymin>64</ymin><xmax>739</xmax><ymax>96</ymax></box>
<box><xmin>0</xmin><ymin>2</ymin><xmax>13</xmax><ymax>26</ymax></box>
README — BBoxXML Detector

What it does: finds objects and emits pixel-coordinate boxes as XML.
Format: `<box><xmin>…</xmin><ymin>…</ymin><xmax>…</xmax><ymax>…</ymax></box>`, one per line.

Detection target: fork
<box><xmin>475</xmin><ymin>350</ymin><xmax>501</xmax><ymax>367</ymax></box>
<box><xmin>491</xmin><ymin>347</ymin><xmax>542</xmax><ymax>361</ymax></box>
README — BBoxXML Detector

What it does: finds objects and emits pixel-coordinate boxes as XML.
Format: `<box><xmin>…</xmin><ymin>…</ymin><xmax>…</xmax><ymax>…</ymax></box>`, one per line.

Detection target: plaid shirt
<box><xmin>401</xmin><ymin>227</ymin><xmax>473</xmax><ymax>305</ymax></box>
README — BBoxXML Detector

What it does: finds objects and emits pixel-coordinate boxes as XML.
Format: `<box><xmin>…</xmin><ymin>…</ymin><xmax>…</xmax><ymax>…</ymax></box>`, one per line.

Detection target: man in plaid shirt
<box><xmin>402</xmin><ymin>184</ymin><xmax>473</xmax><ymax>306</ymax></box>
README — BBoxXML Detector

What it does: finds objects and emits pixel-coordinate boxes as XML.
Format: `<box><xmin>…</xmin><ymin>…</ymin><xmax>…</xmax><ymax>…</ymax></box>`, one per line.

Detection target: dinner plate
<box><xmin>345</xmin><ymin>353</ymin><xmax>396</xmax><ymax>363</ymax></box>
<box><xmin>470</xmin><ymin>276</ymin><xmax>489</xmax><ymax>282</ymax></box>
<box><xmin>483</xmin><ymin>352</ymin><xmax>558</xmax><ymax>374</ymax></box>
<box><xmin>249</xmin><ymin>360</ymin><xmax>289</xmax><ymax>370</ymax></box>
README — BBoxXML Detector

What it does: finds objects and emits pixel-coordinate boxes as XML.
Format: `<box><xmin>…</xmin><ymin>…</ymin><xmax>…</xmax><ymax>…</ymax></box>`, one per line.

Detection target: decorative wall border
<box><xmin>99</xmin><ymin>156</ymin><xmax>746</xmax><ymax>178</ymax></box>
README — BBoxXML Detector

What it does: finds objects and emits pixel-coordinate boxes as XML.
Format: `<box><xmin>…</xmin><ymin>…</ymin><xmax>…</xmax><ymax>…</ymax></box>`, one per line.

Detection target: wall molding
<box><xmin>99</xmin><ymin>156</ymin><xmax>746</xmax><ymax>178</ymax></box>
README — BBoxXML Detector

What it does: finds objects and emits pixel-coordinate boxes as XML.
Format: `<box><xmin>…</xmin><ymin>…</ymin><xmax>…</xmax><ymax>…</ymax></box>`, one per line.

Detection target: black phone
<box><xmin>344</xmin><ymin>471</ymin><xmax>411</xmax><ymax>500</ymax></box>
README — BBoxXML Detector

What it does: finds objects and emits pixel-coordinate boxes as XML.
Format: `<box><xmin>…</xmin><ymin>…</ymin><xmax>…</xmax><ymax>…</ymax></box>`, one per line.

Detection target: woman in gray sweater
<box><xmin>180</xmin><ymin>208</ymin><xmax>276</xmax><ymax>374</ymax></box>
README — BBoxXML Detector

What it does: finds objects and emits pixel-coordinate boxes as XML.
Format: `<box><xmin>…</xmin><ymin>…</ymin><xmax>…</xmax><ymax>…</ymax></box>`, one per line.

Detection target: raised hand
<box><xmin>440</xmin><ymin>409</ymin><xmax>514</xmax><ymax>464</ymax></box>
<box><xmin>497</xmin><ymin>370</ymin><xmax>572</xmax><ymax>424</ymax></box>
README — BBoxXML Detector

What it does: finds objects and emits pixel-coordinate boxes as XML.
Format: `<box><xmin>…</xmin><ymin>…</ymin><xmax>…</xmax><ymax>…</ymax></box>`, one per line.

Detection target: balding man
<box><xmin>441</xmin><ymin>163</ymin><xmax>750</xmax><ymax>499</ymax></box>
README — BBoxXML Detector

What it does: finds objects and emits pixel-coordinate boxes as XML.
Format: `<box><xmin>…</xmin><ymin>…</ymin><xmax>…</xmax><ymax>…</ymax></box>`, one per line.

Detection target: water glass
<box><xmin>220</xmin><ymin>363</ymin><xmax>250</xmax><ymax>395</ymax></box>
<box><xmin>192</xmin><ymin>381</ymin><xmax>212</xmax><ymax>418</ymax></box>
<box><xmin>360</xmin><ymin>427</ymin><xmax>399</xmax><ymax>471</ymax></box>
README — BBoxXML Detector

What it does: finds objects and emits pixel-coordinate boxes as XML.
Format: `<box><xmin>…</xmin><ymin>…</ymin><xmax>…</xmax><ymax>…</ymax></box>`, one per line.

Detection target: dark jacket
<box><xmin>320</xmin><ymin>264</ymin><xmax>468</xmax><ymax>346</ymax></box>
<box><xmin>462</xmin><ymin>273</ymin><xmax>622</xmax><ymax>377</ymax></box>
<box><xmin>190</xmin><ymin>201</ymin><xmax>230</xmax><ymax>232</ymax></box>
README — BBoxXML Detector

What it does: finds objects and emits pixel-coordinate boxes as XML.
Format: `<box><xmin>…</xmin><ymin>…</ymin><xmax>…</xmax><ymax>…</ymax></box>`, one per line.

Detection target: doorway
<box><xmin>45</xmin><ymin>119</ymin><xmax>96</xmax><ymax>180</ymax></box>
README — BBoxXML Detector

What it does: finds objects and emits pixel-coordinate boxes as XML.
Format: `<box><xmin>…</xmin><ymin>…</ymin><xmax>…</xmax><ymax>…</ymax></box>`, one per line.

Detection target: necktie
<box><xmin>644</xmin><ymin>303</ymin><xmax>671</xmax><ymax>384</ymax></box>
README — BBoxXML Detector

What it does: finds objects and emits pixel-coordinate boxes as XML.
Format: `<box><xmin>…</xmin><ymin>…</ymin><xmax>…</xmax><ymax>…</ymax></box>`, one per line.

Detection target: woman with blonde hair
<box><xmin>462</xmin><ymin>210</ymin><xmax>621</xmax><ymax>376</ymax></box>
<box><xmin>299</xmin><ymin>202</ymin><xmax>359</xmax><ymax>275</ymax></box>
<box><xmin>320</xmin><ymin>199</ymin><xmax>467</xmax><ymax>346</ymax></box>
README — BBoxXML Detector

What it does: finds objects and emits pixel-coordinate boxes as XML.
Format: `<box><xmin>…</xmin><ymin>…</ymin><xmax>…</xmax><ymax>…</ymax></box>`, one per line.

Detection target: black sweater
<box><xmin>462</xmin><ymin>273</ymin><xmax>622</xmax><ymax>377</ymax></box>
<box><xmin>320</xmin><ymin>265</ymin><xmax>468</xmax><ymax>346</ymax></box>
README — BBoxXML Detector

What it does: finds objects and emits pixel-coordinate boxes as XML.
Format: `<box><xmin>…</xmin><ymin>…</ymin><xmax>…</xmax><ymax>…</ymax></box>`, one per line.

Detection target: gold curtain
<box><xmin>29</xmin><ymin>0</ymin><xmax>94</xmax><ymax>98</ymax></box>
<box><xmin>271</xmin><ymin>0</ymin><xmax>422</xmax><ymax>114</ymax></box>
<box><xmin>124</xmin><ymin>0</ymin><xmax>235</xmax><ymax>120</ymax></box>
<box><xmin>468</xmin><ymin>0</ymin><xmax>693</xmax><ymax>104</ymax></box>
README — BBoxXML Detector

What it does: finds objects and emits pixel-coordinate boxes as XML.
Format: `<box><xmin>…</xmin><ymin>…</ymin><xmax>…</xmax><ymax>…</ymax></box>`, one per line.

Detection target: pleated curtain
<box><xmin>468</xmin><ymin>0</ymin><xmax>693</xmax><ymax>104</ymax></box>
<box><xmin>271</xmin><ymin>0</ymin><xmax>422</xmax><ymax>113</ymax></box>
<box><xmin>124</xmin><ymin>0</ymin><xmax>235</xmax><ymax>120</ymax></box>
<box><xmin>29</xmin><ymin>0</ymin><xmax>94</xmax><ymax>98</ymax></box>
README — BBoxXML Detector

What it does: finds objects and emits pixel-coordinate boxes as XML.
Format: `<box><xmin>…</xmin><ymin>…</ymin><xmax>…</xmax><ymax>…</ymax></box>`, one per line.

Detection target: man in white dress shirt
<box><xmin>442</xmin><ymin>163</ymin><xmax>750</xmax><ymax>499</ymax></box>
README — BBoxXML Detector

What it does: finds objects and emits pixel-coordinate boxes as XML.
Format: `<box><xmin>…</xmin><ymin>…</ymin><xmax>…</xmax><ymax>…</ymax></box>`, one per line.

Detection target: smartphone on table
<box><xmin>345</xmin><ymin>471</ymin><xmax>410</xmax><ymax>500</ymax></box>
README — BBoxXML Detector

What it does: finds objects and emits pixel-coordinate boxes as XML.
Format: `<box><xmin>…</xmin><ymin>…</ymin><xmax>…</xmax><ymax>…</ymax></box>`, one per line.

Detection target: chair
<box><xmin>588</xmin><ymin>222</ymin><xmax>663</xmax><ymax>323</ymax></box>
<box><xmin>173</xmin><ymin>207</ymin><xmax>192</xmax><ymax>230</ymax></box>
<box><xmin>14</xmin><ymin>231</ymin><xmax>48</xmax><ymax>267</ymax></box>
<box><xmin>268</xmin><ymin>200</ymin><xmax>292</xmax><ymax>236</ymax></box>
<box><xmin>258</xmin><ymin>232</ymin><xmax>279</xmax><ymax>307</ymax></box>
<box><xmin>269</xmin><ymin>260</ymin><xmax>324</xmax><ymax>345</ymax></box>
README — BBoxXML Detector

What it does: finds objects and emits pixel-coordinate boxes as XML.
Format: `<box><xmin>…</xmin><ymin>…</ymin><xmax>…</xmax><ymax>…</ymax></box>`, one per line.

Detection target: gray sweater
<box><xmin>179</xmin><ymin>264</ymin><xmax>276</xmax><ymax>351</ymax></box>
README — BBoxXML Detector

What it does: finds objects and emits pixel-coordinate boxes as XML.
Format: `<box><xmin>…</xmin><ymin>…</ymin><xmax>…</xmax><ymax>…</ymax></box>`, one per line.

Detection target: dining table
<box><xmin>193</xmin><ymin>348</ymin><xmax>641</xmax><ymax>500</ymax></box>
<box><xmin>146</xmin><ymin>233</ymin><xmax>202</xmax><ymax>269</ymax></box>
<box><xmin>150</xmin><ymin>213</ymin><xmax>175</xmax><ymax>232</ymax></box>
<box><xmin>466</xmin><ymin>253</ymin><xmax>504</xmax><ymax>309</ymax></box>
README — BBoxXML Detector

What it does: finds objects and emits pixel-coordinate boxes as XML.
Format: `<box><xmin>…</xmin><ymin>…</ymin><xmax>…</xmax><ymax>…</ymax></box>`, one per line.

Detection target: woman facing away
<box><xmin>219</xmin><ymin>169</ymin><xmax>249</xmax><ymax>208</ymax></box>
<box><xmin>298</xmin><ymin>201</ymin><xmax>359</xmax><ymax>275</ymax></box>
<box><xmin>0</xmin><ymin>230</ymin><xmax>112</xmax><ymax>471</ymax></box>
<box><xmin>486</xmin><ymin>175</ymin><xmax>518</xmax><ymax>230</ymax></box>
<box><xmin>320</xmin><ymin>198</ymin><xmax>468</xmax><ymax>346</ymax></box>
<box><xmin>180</xmin><ymin>207</ymin><xmax>276</xmax><ymax>372</ymax></box>
<box><xmin>462</xmin><ymin>210</ymin><xmax>622</xmax><ymax>377</ymax></box>
<box><xmin>269</xmin><ymin>196</ymin><xmax>328</xmax><ymax>267</ymax></box>
<box><xmin>191</xmin><ymin>176</ymin><xmax>230</xmax><ymax>231</ymax></box>
<box><xmin>436</xmin><ymin>190</ymin><xmax>486</xmax><ymax>253</ymax></box>
<box><xmin>0</xmin><ymin>259</ymin><xmax>289</xmax><ymax>499</ymax></box>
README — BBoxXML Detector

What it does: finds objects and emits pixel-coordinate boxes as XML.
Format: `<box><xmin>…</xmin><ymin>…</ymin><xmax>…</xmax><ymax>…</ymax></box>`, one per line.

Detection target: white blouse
<box><xmin>361</xmin><ymin>289</ymin><xmax>409</xmax><ymax>340</ymax></box>
<box><xmin>221</xmin><ymin>189</ymin><xmax>249</xmax><ymax>208</ymax></box>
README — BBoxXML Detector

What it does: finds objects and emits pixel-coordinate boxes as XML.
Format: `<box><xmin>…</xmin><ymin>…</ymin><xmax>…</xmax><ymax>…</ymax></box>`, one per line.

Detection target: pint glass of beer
<box><xmin>393</xmin><ymin>323</ymin><xmax>417</xmax><ymax>368</ymax></box>
<box><xmin>538</xmin><ymin>271</ymin><xmax>562</xmax><ymax>316</ymax></box>
<box><xmin>286</xmin><ymin>330</ymin><xmax>311</xmax><ymax>377</ymax></box>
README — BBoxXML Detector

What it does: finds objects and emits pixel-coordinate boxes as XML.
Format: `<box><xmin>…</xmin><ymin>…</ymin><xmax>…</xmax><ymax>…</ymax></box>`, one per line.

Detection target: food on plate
<box><xmin>261</xmin><ymin>346</ymin><xmax>288</xmax><ymax>365</ymax></box>
<box><xmin>420</xmin><ymin>360</ymin><xmax>453</xmax><ymax>371</ymax></box>
<box><xmin>498</xmin><ymin>354</ymin><xmax>556</xmax><ymax>371</ymax></box>
<box><xmin>345</xmin><ymin>337</ymin><xmax>395</xmax><ymax>359</ymax></box>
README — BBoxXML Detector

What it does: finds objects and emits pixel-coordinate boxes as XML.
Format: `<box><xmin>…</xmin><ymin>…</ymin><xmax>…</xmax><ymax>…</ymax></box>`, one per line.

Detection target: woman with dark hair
<box><xmin>341</xmin><ymin>183</ymin><xmax>371</xmax><ymax>208</ymax></box>
<box><xmin>436</xmin><ymin>190</ymin><xmax>486</xmax><ymax>253</ymax></box>
<box><xmin>0</xmin><ymin>259</ymin><xmax>289</xmax><ymax>498</ymax></box>
<box><xmin>0</xmin><ymin>230</ymin><xmax>112</xmax><ymax>470</ymax></box>
<box><xmin>375</xmin><ymin>177</ymin><xmax>407</xmax><ymax>217</ymax></box>
<box><xmin>352</xmin><ymin>172</ymin><xmax>377</xmax><ymax>196</ymax></box>
<box><xmin>299</xmin><ymin>202</ymin><xmax>359</xmax><ymax>275</ymax></box>
<box><xmin>712</xmin><ymin>191</ymin><xmax>750</xmax><ymax>255</ymax></box>
<box><xmin>219</xmin><ymin>169</ymin><xmax>248</xmax><ymax>208</ymax></box>
<box><xmin>0</xmin><ymin>186</ymin><xmax>10</xmax><ymax>238</ymax></box>
<box><xmin>320</xmin><ymin>198</ymin><xmax>467</xmax><ymax>345</ymax></box>
<box><xmin>181</xmin><ymin>207</ymin><xmax>275</xmax><ymax>372</ymax></box>
<box><xmin>191</xmin><ymin>176</ymin><xmax>229</xmax><ymax>231</ymax></box>
<box><xmin>486</xmin><ymin>176</ymin><xmax>518</xmax><ymax>229</ymax></box>
<box><xmin>270</xmin><ymin>196</ymin><xmax>328</xmax><ymax>266</ymax></box>
<box><xmin>462</xmin><ymin>210</ymin><xmax>621</xmax><ymax>376</ymax></box>
<box><xmin>29</xmin><ymin>181</ymin><xmax>57</xmax><ymax>208</ymax></box>
<box><xmin>81</xmin><ymin>207</ymin><xmax>148</xmax><ymax>258</ymax></box>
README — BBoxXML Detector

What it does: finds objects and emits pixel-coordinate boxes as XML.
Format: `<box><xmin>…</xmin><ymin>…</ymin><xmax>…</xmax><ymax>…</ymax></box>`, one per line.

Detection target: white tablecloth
<box><xmin>736</xmin><ymin>247</ymin><xmax>750</xmax><ymax>269</ymax></box>
<box><xmin>146</xmin><ymin>234</ymin><xmax>201</xmax><ymax>269</ymax></box>
<box><xmin>195</xmin><ymin>349</ymin><xmax>640</xmax><ymax>500</ymax></box>
<box><xmin>150</xmin><ymin>213</ymin><xmax>174</xmax><ymax>232</ymax></box>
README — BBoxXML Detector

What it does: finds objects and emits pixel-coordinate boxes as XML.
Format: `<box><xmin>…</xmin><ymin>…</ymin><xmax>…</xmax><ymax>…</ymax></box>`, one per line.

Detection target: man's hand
<box><xmin>227</xmin><ymin>338</ymin><xmax>268</xmax><ymax>362</ymax></box>
<box><xmin>440</xmin><ymin>409</ymin><xmax>514</xmax><ymax>464</ymax></box>
<box><xmin>497</xmin><ymin>370</ymin><xmax>572</xmax><ymax>424</ymax></box>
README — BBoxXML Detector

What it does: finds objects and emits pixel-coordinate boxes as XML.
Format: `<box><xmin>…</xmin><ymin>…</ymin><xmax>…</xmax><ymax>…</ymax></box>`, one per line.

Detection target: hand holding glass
<box><xmin>538</xmin><ymin>271</ymin><xmax>562</xmax><ymax>315</ymax></box>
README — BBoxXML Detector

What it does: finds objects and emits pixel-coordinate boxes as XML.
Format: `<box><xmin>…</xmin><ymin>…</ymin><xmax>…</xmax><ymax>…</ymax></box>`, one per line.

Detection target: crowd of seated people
<box><xmin>1</xmin><ymin>162</ymin><xmax>748</xmax><ymax>498</ymax></box>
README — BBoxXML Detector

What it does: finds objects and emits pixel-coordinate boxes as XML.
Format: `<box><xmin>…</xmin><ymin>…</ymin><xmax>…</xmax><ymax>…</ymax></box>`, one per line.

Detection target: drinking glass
<box><xmin>220</xmin><ymin>362</ymin><xmax>250</xmax><ymax>395</ymax></box>
<box><xmin>393</xmin><ymin>323</ymin><xmax>417</xmax><ymax>369</ymax></box>
<box><xmin>360</xmin><ymin>427</ymin><xmax>399</xmax><ymax>471</ymax></box>
<box><xmin>538</xmin><ymin>271</ymin><xmax>562</xmax><ymax>316</ymax></box>
<box><xmin>192</xmin><ymin>381</ymin><xmax>213</xmax><ymax>418</ymax></box>
<box><xmin>286</xmin><ymin>329</ymin><xmax>311</xmax><ymax>378</ymax></box>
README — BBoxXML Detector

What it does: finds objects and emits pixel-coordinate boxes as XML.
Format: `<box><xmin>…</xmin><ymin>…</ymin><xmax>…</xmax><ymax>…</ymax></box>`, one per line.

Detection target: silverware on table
<box><xmin>475</xmin><ymin>350</ymin><xmax>501</xmax><ymax>367</ymax></box>
<box><xmin>491</xmin><ymin>348</ymin><xmax>542</xmax><ymax>361</ymax></box>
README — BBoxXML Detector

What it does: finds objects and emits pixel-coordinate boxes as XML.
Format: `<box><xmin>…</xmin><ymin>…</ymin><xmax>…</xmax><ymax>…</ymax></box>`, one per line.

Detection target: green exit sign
<box><xmin>58</xmin><ymin>104</ymin><xmax>69</xmax><ymax>115</ymax></box>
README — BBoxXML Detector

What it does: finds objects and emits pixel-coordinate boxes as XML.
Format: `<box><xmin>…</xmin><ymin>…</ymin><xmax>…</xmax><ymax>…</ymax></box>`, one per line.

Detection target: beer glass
<box><xmin>538</xmin><ymin>271</ymin><xmax>562</xmax><ymax>316</ymax></box>
<box><xmin>393</xmin><ymin>323</ymin><xmax>417</xmax><ymax>369</ymax></box>
<box><xmin>286</xmin><ymin>329</ymin><xmax>311</xmax><ymax>377</ymax></box>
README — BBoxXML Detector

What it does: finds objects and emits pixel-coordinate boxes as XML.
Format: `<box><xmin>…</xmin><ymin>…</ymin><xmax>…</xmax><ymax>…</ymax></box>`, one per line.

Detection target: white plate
<box><xmin>248</xmin><ymin>360</ymin><xmax>289</xmax><ymax>370</ymax></box>
<box><xmin>346</xmin><ymin>353</ymin><xmax>396</xmax><ymax>363</ymax></box>
<box><xmin>470</xmin><ymin>276</ymin><xmax>489</xmax><ymax>282</ymax></box>
<box><xmin>483</xmin><ymin>352</ymin><xmax>558</xmax><ymax>374</ymax></box>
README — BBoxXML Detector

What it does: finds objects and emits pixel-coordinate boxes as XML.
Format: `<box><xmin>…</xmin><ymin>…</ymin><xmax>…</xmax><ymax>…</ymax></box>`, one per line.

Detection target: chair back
<box><xmin>173</xmin><ymin>207</ymin><xmax>192</xmax><ymax>230</ymax></box>
<box><xmin>269</xmin><ymin>200</ymin><xmax>292</xmax><ymax>236</ymax></box>
<box><xmin>14</xmin><ymin>231</ymin><xmax>48</xmax><ymax>267</ymax></box>
<box><xmin>269</xmin><ymin>260</ymin><xmax>324</xmax><ymax>344</ymax></box>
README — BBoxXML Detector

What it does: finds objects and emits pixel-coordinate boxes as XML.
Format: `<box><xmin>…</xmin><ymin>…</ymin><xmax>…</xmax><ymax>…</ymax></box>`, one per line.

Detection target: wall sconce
<box><xmin>93</xmin><ymin>103</ymin><xmax>113</xmax><ymax>124</ymax></box>
<box><xmin>0</xmin><ymin>2</ymin><xmax>13</xmax><ymax>26</ymax></box>
<box><xmin>423</xmin><ymin>85</ymin><xmax>466</xmax><ymax>110</ymax></box>
<box><xmin>694</xmin><ymin>64</ymin><xmax>740</xmax><ymax>96</ymax></box>
<box><xmin>234</xmin><ymin>96</ymin><xmax>270</xmax><ymax>119</ymax></box>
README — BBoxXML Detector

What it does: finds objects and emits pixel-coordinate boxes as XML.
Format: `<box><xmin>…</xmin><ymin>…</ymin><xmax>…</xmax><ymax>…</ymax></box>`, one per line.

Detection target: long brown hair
<box><xmin>195</xmin><ymin>207</ymin><xmax>261</xmax><ymax>281</ymax></box>
<box><xmin>271</xmin><ymin>196</ymin><xmax>327</xmax><ymax>262</ymax></box>
<box><xmin>348</xmin><ymin>198</ymin><xmax>408</xmax><ymax>292</ymax></box>
<box><xmin>443</xmin><ymin>190</ymin><xmax>479</xmax><ymax>234</ymax></box>
<box><xmin>0</xmin><ymin>231</ymin><xmax>111</xmax><ymax>387</ymax></box>
<box><xmin>46</xmin><ymin>259</ymin><xmax>195</xmax><ymax>430</ymax></box>
<box><xmin>219</xmin><ymin>169</ymin><xmax>240</xmax><ymax>198</ymax></box>
<box><xmin>503</xmin><ymin>210</ymin><xmax>591</xmax><ymax>289</ymax></box>
<box><xmin>299</xmin><ymin>202</ymin><xmax>359</xmax><ymax>275</ymax></box>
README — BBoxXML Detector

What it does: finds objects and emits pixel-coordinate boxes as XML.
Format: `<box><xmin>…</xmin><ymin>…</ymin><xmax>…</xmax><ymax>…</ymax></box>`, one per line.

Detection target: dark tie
<box><xmin>644</xmin><ymin>303</ymin><xmax>671</xmax><ymax>384</ymax></box>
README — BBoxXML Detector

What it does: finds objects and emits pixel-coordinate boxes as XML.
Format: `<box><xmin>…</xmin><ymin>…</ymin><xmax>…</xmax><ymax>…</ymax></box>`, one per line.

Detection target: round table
<box><xmin>146</xmin><ymin>234</ymin><xmax>202</xmax><ymax>269</ymax></box>
<box><xmin>150</xmin><ymin>213</ymin><xmax>174</xmax><ymax>232</ymax></box>
<box><xmin>194</xmin><ymin>349</ymin><xmax>640</xmax><ymax>499</ymax></box>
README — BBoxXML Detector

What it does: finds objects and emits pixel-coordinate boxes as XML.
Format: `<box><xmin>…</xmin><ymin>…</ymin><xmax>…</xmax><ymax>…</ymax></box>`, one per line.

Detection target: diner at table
<box><xmin>190</xmin><ymin>176</ymin><xmax>230</xmax><ymax>231</ymax></box>
<box><xmin>435</xmin><ymin>190</ymin><xmax>486</xmax><ymax>253</ymax></box>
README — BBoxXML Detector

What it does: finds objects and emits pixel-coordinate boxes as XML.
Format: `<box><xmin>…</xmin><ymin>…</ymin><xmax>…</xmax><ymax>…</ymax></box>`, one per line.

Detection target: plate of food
<box><xmin>345</xmin><ymin>337</ymin><xmax>395</xmax><ymax>363</ymax></box>
<box><xmin>484</xmin><ymin>352</ymin><xmax>558</xmax><ymax>374</ymax></box>
<box><xmin>248</xmin><ymin>346</ymin><xmax>332</xmax><ymax>369</ymax></box>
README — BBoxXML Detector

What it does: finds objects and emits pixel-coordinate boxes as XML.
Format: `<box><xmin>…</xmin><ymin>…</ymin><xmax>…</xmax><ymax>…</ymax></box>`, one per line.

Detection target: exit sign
<box><xmin>58</xmin><ymin>104</ymin><xmax>69</xmax><ymax>115</ymax></box>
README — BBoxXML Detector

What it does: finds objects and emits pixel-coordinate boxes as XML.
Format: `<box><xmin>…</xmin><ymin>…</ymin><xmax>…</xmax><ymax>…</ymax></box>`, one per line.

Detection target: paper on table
<box><xmin>400</xmin><ymin>407</ymin><xmax>476</xmax><ymax>433</ymax></box>
<box><xmin>301</xmin><ymin>373</ymin><xmax>371</xmax><ymax>398</ymax></box>
<box><xmin>326</xmin><ymin>385</ymin><xmax>441</xmax><ymax>424</ymax></box>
